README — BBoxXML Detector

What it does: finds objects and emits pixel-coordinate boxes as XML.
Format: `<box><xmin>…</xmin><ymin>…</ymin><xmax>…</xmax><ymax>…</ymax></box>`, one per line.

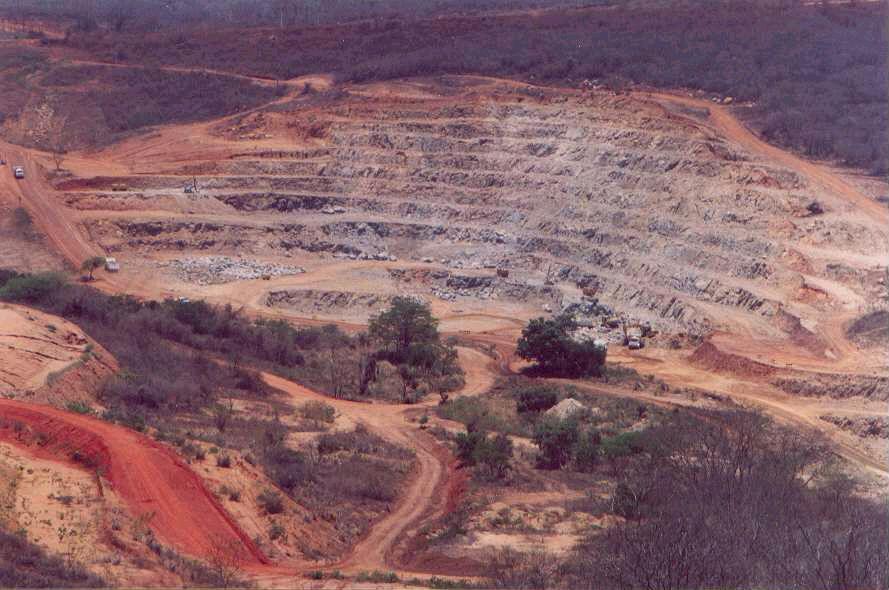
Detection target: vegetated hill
<box><xmin>0</xmin><ymin>46</ymin><xmax>278</xmax><ymax>150</ymax></box>
<box><xmin>58</xmin><ymin>1</ymin><xmax>887</xmax><ymax>174</ymax></box>
<box><xmin>0</xmin><ymin>0</ymin><xmax>613</xmax><ymax>30</ymax></box>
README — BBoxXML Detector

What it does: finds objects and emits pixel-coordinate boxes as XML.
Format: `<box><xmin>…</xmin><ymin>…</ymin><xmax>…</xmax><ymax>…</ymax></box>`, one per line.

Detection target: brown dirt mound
<box><xmin>689</xmin><ymin>341</ymin><xmax>775</xmax><ymax>378</ymax></box>
<box><xmin>0</xmin><ymin>400</ymin><xmax>267</xmax><ymax>566</ymax></box>
<box><xmin>775</xmin><ymin>310</ymin><xmax>827</xmax><ymax>357</ymax></box>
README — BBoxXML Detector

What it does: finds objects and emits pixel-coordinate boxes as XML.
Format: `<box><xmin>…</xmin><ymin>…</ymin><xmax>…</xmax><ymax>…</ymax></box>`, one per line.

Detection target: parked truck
<box><xmin>622</xmin><ymin>320</ymin><xmax>644</xmax><ymax>349</ymax></box>
<box><xmin>13</xmin><ymin>166</ymin><xmax>24</xmax><ymax>179</ymax></box>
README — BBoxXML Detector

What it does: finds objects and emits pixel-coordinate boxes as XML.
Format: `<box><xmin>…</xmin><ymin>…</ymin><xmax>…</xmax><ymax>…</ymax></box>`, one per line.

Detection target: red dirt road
<box><xmin>0</xmin><ymin>399</ymin><xmax>267</xmax><ymax>566</ymax></box>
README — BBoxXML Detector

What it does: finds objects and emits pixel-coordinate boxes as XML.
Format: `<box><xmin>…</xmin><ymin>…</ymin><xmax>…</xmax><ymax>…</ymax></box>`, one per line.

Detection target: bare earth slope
<box><xmin>0</xmin><ymin>399</ymin><xmax>267</xmax><ymax>566</ymax></box>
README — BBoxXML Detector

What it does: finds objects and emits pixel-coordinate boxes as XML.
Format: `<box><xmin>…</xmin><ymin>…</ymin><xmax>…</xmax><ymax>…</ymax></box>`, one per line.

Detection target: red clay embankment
<box><xmin>0</xmin><ymin>399</ymin><xmax>266</xmax><ymax>566</ymax></box>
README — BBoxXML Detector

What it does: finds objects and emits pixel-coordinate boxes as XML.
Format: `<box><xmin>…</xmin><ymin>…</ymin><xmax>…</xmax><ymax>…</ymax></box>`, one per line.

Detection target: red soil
<box><xmin>0</xmin><ymin>399</ymin><xmax>267</xmax><ymax>566</ymax></box>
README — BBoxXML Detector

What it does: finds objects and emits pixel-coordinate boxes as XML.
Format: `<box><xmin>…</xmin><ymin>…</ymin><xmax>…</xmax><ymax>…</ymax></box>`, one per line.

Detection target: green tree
<box><xmin>515</xmin><ymin>385</ymin><xmax>559</xmax><ymax>413</ymax></box>
<box><xmin>80</xmin><ymin>256</ymin><xmax>106</xmax><ymax>281</ymax></box>
<box><xmin>573</xmin><ymin>430</ymin><xmax>602</xmax><ymax>472</ymax></box>
<box><xmin>516</xmin><ymin>314</ymin><xmax>606</xmax><ymax>377</ymax></box>
<box><xmin>533</xmin><ymin>416</ymin><xmax>579</xmax><ymax>469</ymax></box>
<box><xmin>455</xmin><ymin>428</ymin><xmax>486</xmax><ymax>464</ymax></box>
<box><xmin>455</xmin><ymin>427</ymin><xmax>513</xmax><ymax>480</ymax></box>
<box><xmin>369</xmin><ymin>296</ymin><xmax>439</xmax><ymax>358</ymax></box>
<box><xmin>474</xmin><ymin>433</ymin><xmax>513</xmax><ymax>480</ymax></box>
<box><xmin>516</xmin><ymin>313</ymin><xmax>577</xmax><ymax>373</ymax></box>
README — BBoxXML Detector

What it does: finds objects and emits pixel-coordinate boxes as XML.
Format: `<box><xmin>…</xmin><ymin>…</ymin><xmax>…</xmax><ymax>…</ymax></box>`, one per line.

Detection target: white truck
<box><xmin>104</xmin><ymin>257</ymin><xmax>120</xmax><ymax>272</ymax></box>
<box><xmin>623</xmin><ymin>323</ymin><xmax>644</xmax><ymax>350</ymax></box>
<box><xmin>13</xmin><ymin>166</ymin><xmax>24</xmax><ymax>179</ymax></box>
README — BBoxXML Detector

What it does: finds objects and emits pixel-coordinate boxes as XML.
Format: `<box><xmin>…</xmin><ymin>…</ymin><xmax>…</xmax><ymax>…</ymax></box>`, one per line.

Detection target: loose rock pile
<box><xmin>162</xmin><ymin>256</ymin><xmax>304</xmax><ymax>285</ymax></box>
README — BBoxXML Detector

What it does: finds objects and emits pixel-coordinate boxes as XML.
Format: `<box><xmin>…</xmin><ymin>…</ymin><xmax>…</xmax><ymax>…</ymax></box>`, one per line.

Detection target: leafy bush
<box><xmin>514</xmin><ymin>386</ymin><xmax>559</xmax><ymax>414</ymax></box>
<box><xmin>257</xmin><ymin>489</ymin><xmax>284</xmax><ymax>514</ymax></box>
<box><xmin>573</xmin><ymin>430</ymin><xmax>602</xmax><ymax>473</ymax></box>
<box><xmin>455</xmin><ymin>428</ymin><xmax>513</xmax><ymax>479</ymax></box>
<box><xmin>220</xmin><ymin>485</ymin><xmax>241</xmax><ymax>502</ymax></box>
<box><xmin>0</xmin><ymin>272</ymin><xmax>66</xmax><ymax>302</ymax></box>
<box><xmin>216</xmin><ymin>454</ymin><xmax>231</xmax><ymax>468</ymax></box>
<box><xmin>600</xmin><ymin>431</ymin><xmax>645</xmax><ymax>462</ymax></box>
<box><xmin>299</xmin><ymin>400</ymin><xmax>335</xmax><ymax>423</ymax></box>
<box><xmin>263</xmin><ymin>447</ymin><xmax>313</xmax><ymax>491</ymax></box>
<box><xmin>268</xmin><ymin>523</ymin><xmax>285</xmax><ymax>541</ymax></box>
<box><xmin>356</xmin><ymin>571</ymin><xmax>400</xmax><ymax>584</ymax></box>
<box><xmin>437</xmin><ymin>396</ymin><xmax>526</xmax><ymax>436</ymax></box>
<box><xmin>65</xmin><ymin>400</ymin><xmax>95</xmax><ymax>415</ymax></box>
<box><xmin>533</xmin><ymin>416</ymin><xmax>579</xmax><ymax>470</ymax></box>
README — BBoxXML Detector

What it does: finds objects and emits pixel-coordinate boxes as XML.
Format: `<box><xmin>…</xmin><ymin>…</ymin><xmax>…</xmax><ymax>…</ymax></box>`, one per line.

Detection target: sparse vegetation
<box><xmin>564</xmin><ymin>410</ymin><xmax>889</xmax><ymax>589</ymax></box>
<box><xmin>298</xmin><ymin>400</ymin><xmax>335</xmax><ymax>424</ymax></box>
<box><xmin>0</xmin><ymin>527</ymin><xmax>105</xmax><ymax>588</ymax></box>
<box><xmin>257</xmin><ymin>489</ymin><xmax>284</xmax><ymax>515</ymax></box>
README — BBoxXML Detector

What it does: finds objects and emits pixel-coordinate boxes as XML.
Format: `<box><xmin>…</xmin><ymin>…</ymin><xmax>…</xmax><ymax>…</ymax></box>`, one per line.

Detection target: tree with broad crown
<box><xmin>516</xmin><ymin>313</ymin><xmax>606</xmax><ymax>377</ymax></box>
<box><xmin>80</xmin><ymin>256</ymin><xmax>106</xmax><ymax>281</ymax></box>
<box><xmin>368</xmin><ymin>296</ymin><xmax>439</xmax><ymax>358</ymax></box>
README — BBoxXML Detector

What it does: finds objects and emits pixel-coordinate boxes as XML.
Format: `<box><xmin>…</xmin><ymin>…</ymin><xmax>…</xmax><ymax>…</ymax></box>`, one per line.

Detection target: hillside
<box><xmin>0</xmin><ymin>2</ymin><xmax>886</xmax><ymax>588</ymax></box>
<box><xmin>48</xmin><ymin>1</ymin><xmax>889</xmax><ymax>174</ymax></box>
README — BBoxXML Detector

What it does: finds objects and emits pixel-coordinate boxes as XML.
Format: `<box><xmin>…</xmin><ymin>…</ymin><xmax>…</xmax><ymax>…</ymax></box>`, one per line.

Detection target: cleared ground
<box><xmin>0</xmin><ymin>50</ymin><xmax>886</xmax><ymax>586</ymax></box>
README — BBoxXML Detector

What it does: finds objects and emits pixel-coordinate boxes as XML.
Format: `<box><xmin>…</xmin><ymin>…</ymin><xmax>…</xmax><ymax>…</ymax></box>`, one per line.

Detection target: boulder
<box><xmin>545</xmin><ymin>398</ymin><xmax>589</xmax><ymax>421</ymax></box>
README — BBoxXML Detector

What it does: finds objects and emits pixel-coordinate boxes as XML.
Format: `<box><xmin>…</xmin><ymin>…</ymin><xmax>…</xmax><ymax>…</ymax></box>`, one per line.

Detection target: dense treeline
<box><xmin>53</xmin><ymin>1</ymin><xmax>887</xmax><ymax>174</ymax></box>
<box><xmin>1</xmin><ymin>0</ymin><xmax>602</xmax><ymax>30</ymax></box>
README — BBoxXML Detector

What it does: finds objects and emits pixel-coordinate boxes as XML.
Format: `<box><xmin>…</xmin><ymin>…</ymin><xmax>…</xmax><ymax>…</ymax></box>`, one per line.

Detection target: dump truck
<box><xmin>104</xmin><ymin>257</ymin><xmax>120</xmax><ymax>272</ymax></box>
<box><xmin>13</xmin><ymin>166</ymin><xmax>24</xmax><ymax>179</ymax></box>
<box><xmin>622</xmin><ymin>320</ymin><xmax>644</xmax><ymax>349</ymax></box>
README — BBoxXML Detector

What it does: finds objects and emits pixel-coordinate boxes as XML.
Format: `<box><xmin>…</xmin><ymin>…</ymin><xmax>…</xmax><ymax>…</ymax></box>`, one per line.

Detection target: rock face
<box><xmin>772</xmin><ymin>374</ymin><xmax>889</xmax><ymax>401</ymax></box>
<box><xmin>545</xmin><ymin>398</ymin><xmax>589</xmax><ymax>421</ymax></box>
<box><xmin>79</xmin><ymin>77</ymin><xmax>886</xmax><ymax>339</ymax></box>
<box><xmin>161</xmin><ymin>256</ymin><xmax>304</xmax><ymax>285</ymax></box>
<box><xmin>266</xmin><ymin>289</ymin><xmax>393</xmax><ymax>319</ymax></box>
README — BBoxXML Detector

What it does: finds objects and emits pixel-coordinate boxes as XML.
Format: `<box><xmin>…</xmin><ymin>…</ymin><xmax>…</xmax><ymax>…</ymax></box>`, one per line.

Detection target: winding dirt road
<box><xmin>1</xmin><ymin>62</ymin><xmax>887</xmax><ymax>585</ymax></box>
<box><xmin>641</xmin><ymin>91</ymin><xmax>889</xmax><ymax>226</ymax></box>
<box><xmin>257</xmin><ymin>346</ymin><xmax>495</xmax><ymax>576</ymax></box>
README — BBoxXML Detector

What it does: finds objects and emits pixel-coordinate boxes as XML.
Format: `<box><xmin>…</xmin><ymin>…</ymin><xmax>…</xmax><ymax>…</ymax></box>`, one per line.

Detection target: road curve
<box><xmin>0</xmin><ymin>399</ymin><xmax>267</xmax><ymax>565</ymax></box>
<box><xmin>639</xmin><ymin>91</ymin><xmax>889</xmax><ymax>226</ymax></box>
<box><xmin>258</xmin><ymin>370</ymin><xmax>456</xmax><ymax>574</ymax></box>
